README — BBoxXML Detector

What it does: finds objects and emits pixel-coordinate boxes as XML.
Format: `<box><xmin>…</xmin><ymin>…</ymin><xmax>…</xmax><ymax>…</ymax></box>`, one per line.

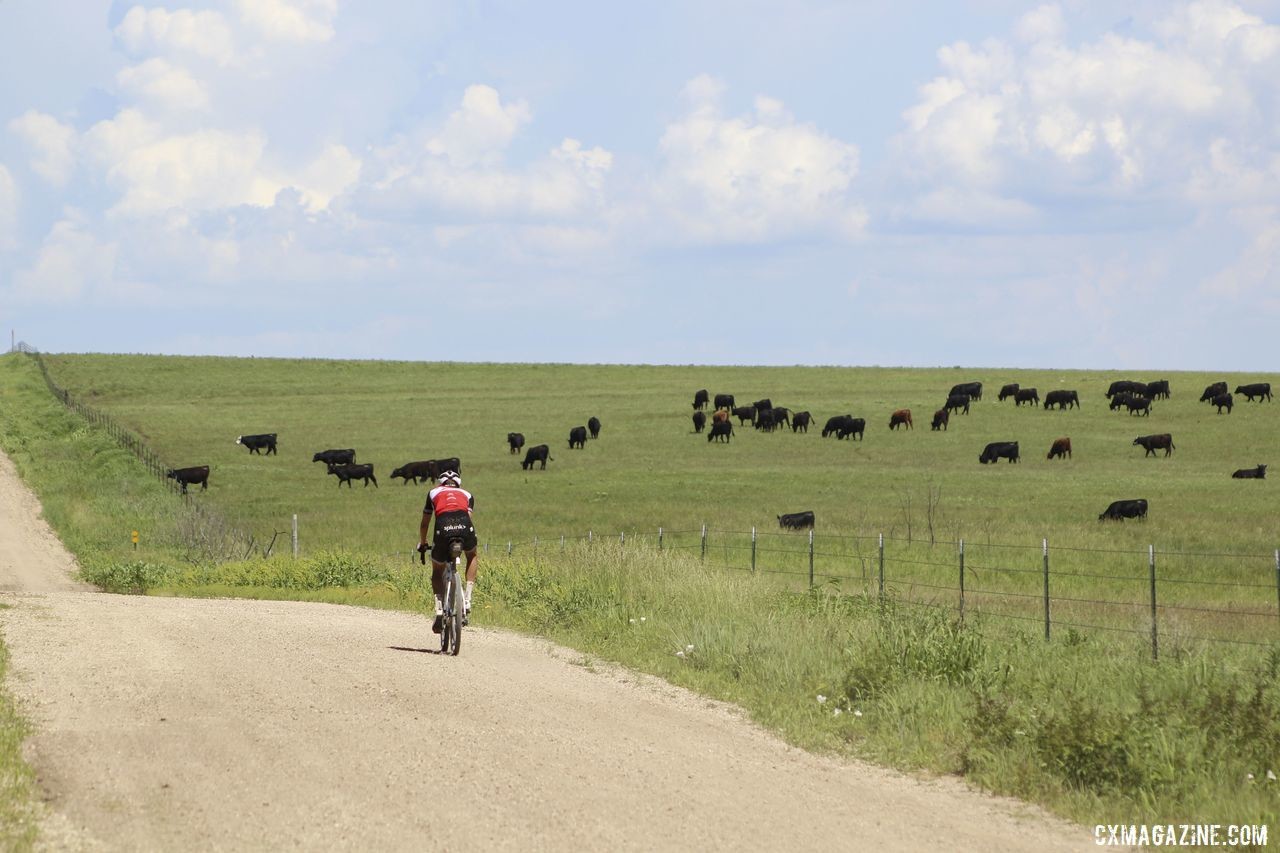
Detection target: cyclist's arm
<box><xmin>419</xmin><ymin>494</ymin><xmax>434</xmax><ymax>549</ymax></box>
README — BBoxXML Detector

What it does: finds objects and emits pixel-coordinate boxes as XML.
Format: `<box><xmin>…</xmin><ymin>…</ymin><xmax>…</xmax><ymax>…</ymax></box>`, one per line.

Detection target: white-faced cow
<box><xmin>236</xmin><ymin>433</ymin><xmax>277</xmax><ymax>455</ymax></box>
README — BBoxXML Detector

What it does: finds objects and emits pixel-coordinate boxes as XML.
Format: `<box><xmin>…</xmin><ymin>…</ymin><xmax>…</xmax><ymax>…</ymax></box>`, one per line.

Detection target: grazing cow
<box><xmin>693</xmin><ymin>389</ymin><xmax>709</xmax><ymax>410</ymax></box>
<box><xmin>821</xmin><ymin>415</ymin><xmax>847</xmax><ymax>438</ymax></box>
<box><xmin>1099</xmin><ymin>499</ymin><xmax>1148</xmax><ymax>521</ymax></box>
<box><xmin>1199</xmin><ymin>381</ymin><xmax>1228</xmax><ymax>402</ymax></box>
<box><xmin>713</xmin><ymin>408</ymin><xmax>730</xmax><ymax>424</ymax></box>
<box><xmin>889</xmin><ymin>409</ymin><xmax>913</xmax><ymax>430</ymax></box>
<box><xmin>1146</xmin><ymin>380</ymin><xmax>1171</xmax><ymax>400</ymax></box>
<box><xmin>714</xmin><ymin>393</ymin><xmax>735</xmax><ymax>411</ymax></box>
<box><xmin>569</xmin><ymin>426</ymin><xmax>588</xmax><ymax>449</ymax></box>
<box><xmin>1232</xmin><ymin>464</ymin><xmax>1267</xmax><ymax>479</ymax></box>
<box><xmin>755</xmin><ymin>409</ymin><xmax>778</xmax><ymax>432</ymax></box>
<box><xmin>1106</xmin><ymin>380</ymin><xmax>1147</xmax><ymax>398</ymax></box>
<box><xmin>1127</xmin><ymin>397</ymin><xmax>1152</xmax><ymax>416</ymax></box>
<box><xmin>312</xmin><ymin>448</ymin><xmax>355</xmax><ymax>465</ymax></box>
<box><xmin>770</xmin><ymin>407</ymin><xmax>791</xmax><ymax>430</ymax></box>
<box><xmin>777</xmin><ymin>511</ymin><xmax>815</xmax><ymax>530</ymax></box>
<box><xmin>979</xmin><ymin>441</ymin><xmax>1020</xmax><ymax>464</ymax></box>
<box><xmin>521</xmin><ymin>445</ymin><xmax>552</xmax><ymax>470</ymax></box>
<box><xmin>327</xmin><ymin>462</ymin><xmax>377</xmax><ymax>488</ymax></box>
<box><xmin>838</xmin><ymin>417</ymin><xmax>866</xmax><ymax>440</ymax></box>
<box><xmin>708</xmin><ymin>421</ymin><xmax>733</xmax><ymax>443</ymax></box>
<box><xmin>733</xmin><ymin>406</ymin><xmax>757</xmax><ymax>425</ymax></box>
<box><xmin>1047</xmin><ymin>437</ymin><xmax>1072</xmax><ymax>460</ymax></box>
<box><xmin>944</xmin><ymin>394</ymin><xmax>970</xmax><ymax>415</ymax></box>
<box><xmin>236</xmin><ymin>433</ymin><xmax>277</xmax><ymax>455</ymax></box>
<box><xmin>1043</xmin><ymin>390</ymin><xmax>1080</xmax><ymax>410</ymax></box>
<box><xmin>1014</xmin><ymin>388</ymin><xmax>1039</xmax><ymax>407</ymax></box>
<box><xmin>931</xmin><ymin>409</ymin><xmax>949</xmax><ymax>431</ymax></box>
<box><xmin>507</xmin><ymin>432</ymin><xmax>525</xmax><ymax>454</ymax></box>
<box><xmin>998</xmin><ymin>383</ymin><xmax>1020</xmax><ymax>402</ymax></box>
<box><xmin>390</xmin><ymin>457</ymin><xmax>462</xmax><ymax>485</ymax></box>
<box><xmin>791</xmin><ymin>411</ymin><xmax>812</xmax><ymax>433</ymax></box>
<box><xmin>692</xmin><ymin>411</ymin><xmax>707</xmax><ymax>433</ymax></box>
<box><xmin>588</xmin><ymin>416</ymin><xmax>601</xmax><ymax>439</ymax></box>
<box><xmin>752</xmin><ymin>398</ymin><xmax>773</xmax><ymax>413</ymax></box>
<box><xmin>167</xmin><ymin>465</ymin><xmax>209</xmax><ymax>495</ymax></box>
<box><xmin>950</xmin><ymin>382</ymin><xmax>983</xmax><ymax>401</ymax></box>
<box><xmin>1109</xmin><ymin>392</ymin><xmax>1136</xmax><ymax>412</ymax></box>
<box><xmin>1235</xmin><ymin>382</ymin><xmax>1272</xmax><ymax>402</ymax></box>
<box><xmin>1133</xmin><ymin>434</ymin><xmax>1175</xmax><ymax>457</ymax></box>
<box><xmin>1212</xmin><ymin>393</ymin><xmax>1234</xmax><ymax>414</ymax></box>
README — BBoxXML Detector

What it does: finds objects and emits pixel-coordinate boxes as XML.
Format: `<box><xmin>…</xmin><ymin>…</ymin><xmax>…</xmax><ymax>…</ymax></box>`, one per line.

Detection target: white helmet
<box><xmin>437</xmin><ymin>470</ymin><xmax>461</xmax><ymax>486</ymax></box>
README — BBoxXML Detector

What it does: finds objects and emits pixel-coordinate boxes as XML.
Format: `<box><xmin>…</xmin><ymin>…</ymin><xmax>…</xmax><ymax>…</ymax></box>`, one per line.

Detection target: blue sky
<box><xmin>2</xmin><ymin>1</ymin><xmax>1278</xmax><ymax>369</ymax></box>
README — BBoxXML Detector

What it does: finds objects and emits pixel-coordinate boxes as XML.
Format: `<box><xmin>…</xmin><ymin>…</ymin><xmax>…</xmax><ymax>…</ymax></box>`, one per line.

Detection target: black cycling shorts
<box><xmin>431</xmin><ymin>510</ymin><xmax>477</xmax><ymax>563</ymax></box>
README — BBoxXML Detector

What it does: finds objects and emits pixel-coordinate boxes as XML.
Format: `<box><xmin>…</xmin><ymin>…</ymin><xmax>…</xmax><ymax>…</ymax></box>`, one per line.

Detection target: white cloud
<box><xmin>236</xmin><ymin>0</ymin><xmax>338</xmax><ymax>43</ymax></box>
<box><xmin>0</xmin><ymin>165</ymin><xmax>17</xmax><ymax>251</ymax></box>
<box><xmin>283</xmin><ymin>143</ymin><xmax>362</xmax><ymax>210</ymax></box>
<box><xmin>1202</xmin><ymin>206</ymin><xmax>1280</xmax><ymax>299</ymax></box>
<box><xmin>10</xmin><ymin>212</ymin><xmax>119</xmax><ymax>304</ymax></box>
<box><xmin>7</xmin><ymin>111</ymin><xmax>77</xmax><ymax>186</ymax></box>
<box><xmin>116</xmin><ymin>57</ymin><xmax>211</xmax><ymax>112</ymax></box>
<box><xmin>115</xmin><ymin>6</ymin><xmax>236</xmax><ymax>65</ymax></box>
<box><xmin>426</xmin><ymin>85</ymin><xmax>532</xmax><ymax>169</ymax></box>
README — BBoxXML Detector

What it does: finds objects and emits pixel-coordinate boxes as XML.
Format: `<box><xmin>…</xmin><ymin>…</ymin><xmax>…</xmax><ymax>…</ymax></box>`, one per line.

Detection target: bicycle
<box><xmin>420</xmin><ymin>539</ymin><xmax>465</xmax><ymax>655</ymax></box>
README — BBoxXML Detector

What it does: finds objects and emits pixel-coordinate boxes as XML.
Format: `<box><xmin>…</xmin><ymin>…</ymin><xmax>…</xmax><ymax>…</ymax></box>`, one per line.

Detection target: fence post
<box><xmin>751</xmin><ymin>527</ymin><xmax>757</xmax><ymax>572</ymax></box>
<box><xmin>958</xmin><ymin>539</ymin><xmax>965</xmax><ymax>622</ymax></box>
<box><xmin>619</xmin><ymin>531</ymin><xmax>625</xmax><ymax>547</ymax></box>
<box><xmin>588</xmin><ymin>530</ymin><xmax>593</xmax><ymax>545</ymax></box>
<box><xmin>658</xmin><ymin>527</ymin><xmax>663</xmax><ymax>550</ymax></box>
<box><xmin>291</xmin><ymin>514</ymin><xmax>298</xmax><ymax>558</ymax></box>
<box><xmin>1149</xmin><ymin>545</ymin><xmax>1158</xmax><ymax>661</ymax></box>
<box><xmin>700</xmin><ymin>524</ymin><xmax>707</xmax><ymax>562</ymax></box>
<box><xmin>808</xmin><ymin>529</ymin><xmax>814</xmax><ymax>587</ymax></box>
<box><xmin>877</xmin><ymin>533</ymin><xmax>885</xmax><ymax>603</ymax></box>
<box><xmin>1042</xmin><ymin>538</ymin><xmax>1050</xmax><ymax>642</ymax></box>
<box><xmin>507</xmin><ymin>541</ymin><xmax>513</xmax><ymax>556</ymax></box>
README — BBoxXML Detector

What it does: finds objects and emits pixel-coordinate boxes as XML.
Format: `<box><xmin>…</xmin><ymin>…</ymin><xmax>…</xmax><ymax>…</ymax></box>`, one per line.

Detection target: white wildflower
<box><xmin>629</xmin><ymin>618</ymin><xmax>636</xmax><ymax>624</ymax></box>
<box><xmin>685</xmin><ymin>644</ymin><xmax>694</xmax><ymax>652</ymax></box>
<box><xmin>853</xmin><ymin>710</ymin><xmax>863</xmax><ymax>718</ymax></box>
<box><xmin>816</xmin><ymin>695</ymin><xmax>827</xmax><ymax>704</ymax></box>
<box><xmin>1247</xmin><ymin>773</ymin><xmax>1255</xmax><ymax>782</ymax></box>
<box><xmin>675</xmin><ymin>650</ymin><xmax>685</xmax><ymax>658</ymax></box>
<box><xmin>1269</xmin><ymin>770</ymin><xmax>1277</xmax><ymax>782</ymax></box>
<box><xmin>640</xmin><ymin>617</ymin><xmax>647</xmax><ymax>623</ymax></box>
<box><xmin>833</xmin><ymin>708</ymin><xmax>842</xmax><ymax>717</ymax></box>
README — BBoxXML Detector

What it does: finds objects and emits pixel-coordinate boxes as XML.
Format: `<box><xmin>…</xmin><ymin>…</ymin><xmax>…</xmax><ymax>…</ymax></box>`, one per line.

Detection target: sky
<box><xmin>1</xmin><ymin>0</ymin><xmax>1279</xmax><ymax>370</ymax></box>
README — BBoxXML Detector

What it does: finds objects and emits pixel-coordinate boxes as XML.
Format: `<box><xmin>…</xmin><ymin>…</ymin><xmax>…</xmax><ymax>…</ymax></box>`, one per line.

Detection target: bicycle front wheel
<box><xmin>447</xmin><ymin>564</ymin><xmax>464</xmax><ymax>656</ymax></box>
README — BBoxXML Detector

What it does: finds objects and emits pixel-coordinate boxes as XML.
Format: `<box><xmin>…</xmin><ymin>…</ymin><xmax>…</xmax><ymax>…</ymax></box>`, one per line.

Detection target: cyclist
<box><xmin>417</xmin><ymin>470</ymin><xmax>478</xmax><ymax>633</ymax></box>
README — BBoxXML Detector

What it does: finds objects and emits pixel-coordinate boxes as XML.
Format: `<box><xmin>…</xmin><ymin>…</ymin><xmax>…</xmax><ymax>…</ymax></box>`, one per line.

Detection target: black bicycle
<box><xmin>420</xmin><ymin>539</ymin><xmax>465</xmax><ymax>655</ymax></box>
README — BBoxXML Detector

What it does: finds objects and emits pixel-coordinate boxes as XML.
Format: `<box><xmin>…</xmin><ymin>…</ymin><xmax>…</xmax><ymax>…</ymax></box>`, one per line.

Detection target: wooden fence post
<box><xmin>1042</xmin><ymin>538</ymin><xmax>1050</xmax><ymax>641</ymax></box>
<box><xmin>750</xmin><ymin>527</ymin><xmax>756</xmax><ymax>573</ymax></box>
<box><xmin>958</xmin><ymin>539</ymin><xmax>965</xmax><ymax>622</ymax></box>
<box><xmin>877</xmin><ymin>533</ymin><xmax>885</xmax><ymax>603</ymax></box>
<box><xmin>1149</xmin><ymin>545</ymin><xmax>1158</xmax><ymax>661</ymax></box>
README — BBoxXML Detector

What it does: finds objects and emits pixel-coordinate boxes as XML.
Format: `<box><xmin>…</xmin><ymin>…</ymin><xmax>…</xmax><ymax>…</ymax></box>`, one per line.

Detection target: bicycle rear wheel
<box><xmin>447</xmin><ymin>559</ymin><xmax>464</xmax><ymax>655</ymax></box>
<box><xmin>440</xmin><ymin>571</ymin><xmax>454</xmax><ymax>654</ymax></box>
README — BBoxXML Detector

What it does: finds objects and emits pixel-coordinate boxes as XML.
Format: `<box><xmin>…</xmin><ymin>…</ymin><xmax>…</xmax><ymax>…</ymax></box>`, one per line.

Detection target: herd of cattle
<box><xmin>689</xmin><ymin>378</ymin><xmax>1271</xmax><ymax>528</ymax></box>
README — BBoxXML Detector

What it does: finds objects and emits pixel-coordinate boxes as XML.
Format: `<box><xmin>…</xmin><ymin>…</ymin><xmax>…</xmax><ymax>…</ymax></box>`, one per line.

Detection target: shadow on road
<box><xmin>388</xmin><ymin>645</ymin><xmax>442</xmax><ymax>655</ymax></box>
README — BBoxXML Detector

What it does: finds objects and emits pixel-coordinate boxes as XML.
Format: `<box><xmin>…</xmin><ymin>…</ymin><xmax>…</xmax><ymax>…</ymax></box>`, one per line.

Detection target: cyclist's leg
<box><xmin>429</xmin><ymin>559</ymin><xmax>446</xmax><ymax>632</ymax></box>
<box><xmin>462</xmin><ymin>548</ymin><xmax>478</xmax><ymax>614</ymax></box>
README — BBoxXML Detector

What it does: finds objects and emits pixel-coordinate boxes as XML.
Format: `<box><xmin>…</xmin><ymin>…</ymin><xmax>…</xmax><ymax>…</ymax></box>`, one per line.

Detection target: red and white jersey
<box><xmin>425</xmin><ymin>485</ymin><xmax>474</xmax><ymax>517</ymax></box>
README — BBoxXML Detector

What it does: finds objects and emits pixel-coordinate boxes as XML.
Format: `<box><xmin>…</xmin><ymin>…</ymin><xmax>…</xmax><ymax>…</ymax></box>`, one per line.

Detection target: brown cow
<box><xmin>712</xmin><ymin>408</ymin><xmax>730</xmax><ymax>424</ymax></box>
<box><xmin>1047</xmin><ymin>437</ymin><xmax>1072</xmax><ymax>460</ymax></box>
<box><xmin>889</xmin><ymin>409</ymin><xmax>913</xmax><ymax>430</ymax></box>
<box><xmin>931</xmin><ymin>409</ymin><xmax>949</xmax><ymax>431</ymax></box>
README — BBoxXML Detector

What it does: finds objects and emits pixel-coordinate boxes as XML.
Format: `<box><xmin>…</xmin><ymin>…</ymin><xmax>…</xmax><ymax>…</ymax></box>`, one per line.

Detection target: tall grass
<box><xmin>0</xmin><ymin>631</ymin><xmax>37</xmax><ymax>851</ymax></box>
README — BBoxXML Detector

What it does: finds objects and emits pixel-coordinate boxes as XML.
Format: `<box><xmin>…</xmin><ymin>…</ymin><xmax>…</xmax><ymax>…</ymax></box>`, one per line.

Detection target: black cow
<box><xmin>838</xmin><ymin>417</ymin><xmax>866</xmax><ymax>440</ymax></box>
<box><xmin>1146</xmin><ymin>380</ymin><xmax>1171</xmax><ymax>399</ymax></box>
<box><xmin>167</xmin><ymin>465</ymin><xmax>209</xmax><ymax>495</ymax></box>
<box><xmin>1127</xmin><ymin>397</ymin><xmax>1152</xmax><ymax>416</ymax></box>
<box><xmin>1105</xmin><ymin>380</ymin><xmax>1147</xmax><ymax>399</ymax></box>
<box><xmin>521</xmin><ymin>445</ymin><xmax>552</xmax><ymax>470</ymax></box>
<box><xmin>693</xmin><ymin>389</ymin><xmax>709</xmax><ymax>410</ymax></box>
<box><xmin>1043</xmin><ymin>390</ymin><xmax>1080</xmax><ymax>410</ymax></box>
<box><xmin>588</xmin><ymin>416</ymin><xmax>601</xmax><ymax>439</ymax></box>
<box><xmin>312</xmin><ymin>448</ymin><xmax>355</xmax><ymax>465</ymax></box>
<box><xmin>569</xmin><ymin>426</ymin><xmax>588</xmax><ymax>449</ymax></box>
<box><xmin>998</xmin><ymin>383</ymin><xmax>1020</xmax><ymax>402</ymax></box>
<box><xmin>1099</xmin><ymin>499</ymin><xmax>1148</xmax><ymax>521</ymax></box>
<box><xmin>1133</xmin><ymin>434</ymin><xmax>1175</xmax><ymax>457</ymax></box>
<box><xmin>713</xmin><ymin>393</ymin><xmax>735</xmax><ymax>411</ymax></box>
<box><xmin>390</xmin><ymin>457</ymin><xmax>461</xmax><ymax>485</ymax></box>
<box><xmin>692</xmin><ymin>411</ymin><xmax>707</xmax><ymax>433</ymax></box>
<box><xmin>791</xmin><ymin>411</ymin><xmax>811</xmax><ymax>433</ymax></box>
<box><xmin>950</xmin><ymin>382</ymin><xmax>983</xmax><ymax>401</ymax></box>
<box><xmin>1109</xmin><ymin>392</ymin><xmax>1135</xmax><ymax>412</ymax></box>
<box><xmin>507</xmin><ymin>432</ymin><xmax>525</xmax><ymax>454</ymax></box>
<box><xmin>770</xmin><ymin>407</ymin><xmax>790</xmax><ymax>429</ymax></box>
<box><xmin>236</xmin><ymin>433</ymin><xmax>277</xmax><ymax>455</ymax></box>
<box><xmin>979</xmin><ymin>441</ymin><xmax>1020</xmax><ymax>464</ymax></box>
<box><xmin>708</xmin><ymin>421</ymin><xmax>733</xmax><ymax>443</ymax></box>
<box><xmin>752</xmin><ymin>398</ymin><xmax>773</xmax><ymax>413</ymax></box>
<box><xmin>1199</xmin><ymin>381</ymin><xmax>1228</xmax><ymax>402</ymax></box>
<box><xmin>777</xmin><ymin>511</ymin><xmax>815</xmax><ymax>530</ymax></box>
<box><xmin>821</xmin><ymin>415</ymin><xmax>847</xmax><ymax>438</ymax></box>
<box><xmin>1047</xmin><ymin>437</ymin><xmax>1072</xmax><ymax>460</ymax></box>
<box><xmin>328</xmin><ymin>462</ymin><xmax>377</xmax><ymax>488</ymax></box>
<box><xmin>1014</xmin><ymin>388</ymin><xmax>1039</xmax><ymax>407</ymax></box>
<box><xmin>944</xmin><ymin>394</ymin><xmax>970</xmax><ymax>415</ymax></box>
<box><xmin>733</xmin><ymin>406</ymin><xmax>757</xmax><ymax>425</ymax></box>
<box><xmin>755</xmin><ymin>409</ymin><xmax>778</xmax><ymax>432</ymax></box>
<box><xmin>931</xmin><ymin>409</ymin><xmax>949</xmax><ymax>431</ymax></box>
<box><xmin>1235</xmin><ymin>383</ymin><xmax>1272</xmax><ymax>402</ymax></box>
<box><xmin>1232</xmin><ymin>464</ymin><xmax>1267</xmax><ymax>479</ymax></box>
<box><xmin>1212</xmin><ymin>393</ymin><xmax>1233</xmax><ymax>414</ymax></box>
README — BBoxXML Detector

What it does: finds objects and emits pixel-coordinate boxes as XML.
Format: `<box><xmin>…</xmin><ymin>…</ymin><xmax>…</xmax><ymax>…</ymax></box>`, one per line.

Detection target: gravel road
<box><xmin>0</xmin><ymin>450</ymin><xmax>1099</xmax><ymax>851</ymax></box>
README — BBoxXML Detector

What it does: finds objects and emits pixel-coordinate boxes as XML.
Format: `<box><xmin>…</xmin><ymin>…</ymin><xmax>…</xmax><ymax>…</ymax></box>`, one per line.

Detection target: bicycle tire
<box><xmin>448</xmin><ymin>556</ymin><xmax>464</xmax><ymax>655</ymax></box>
<box><xmin>440</xmin><ymin>570</ymin><xmax>454</xmax><ymax>654</ymax></box>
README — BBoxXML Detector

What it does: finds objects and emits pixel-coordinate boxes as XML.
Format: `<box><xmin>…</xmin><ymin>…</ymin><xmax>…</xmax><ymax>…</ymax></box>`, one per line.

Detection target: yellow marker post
<box><xmin>131</xmin><ymin>530</ymin><xmax>139</xmax><ymax>550</ymax></box>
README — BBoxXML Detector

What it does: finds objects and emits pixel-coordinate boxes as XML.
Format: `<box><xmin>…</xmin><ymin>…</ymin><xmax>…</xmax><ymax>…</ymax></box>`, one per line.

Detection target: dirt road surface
<box><xmin>0</xmin><ymin>450</ymin><xmax>1100</xmax><ymax>851</ymax></box>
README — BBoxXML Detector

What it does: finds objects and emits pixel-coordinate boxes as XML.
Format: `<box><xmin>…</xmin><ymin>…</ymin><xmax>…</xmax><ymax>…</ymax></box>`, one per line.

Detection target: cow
<box><xmin>708</xmin><ymin>421</ymin><xmax>733</xmax><ymax>443</ymax></box>
<box><xmin>693</xmin><ymin>389</ymin><xmax>709</xmax><ymax>410</ymax></box>
<box><xmin>1235</xmin><ymin>382</ymin><xmax>1272</xmax><ymax>402</ymax></box>
<box><xmin>733</xmin><ymin>406</ymin><xmax>757</xmax><ymax>425</ymax></box>
<box><xmin>889</xmin><ymin>409</ymin><xmax>913</xmax><ymax>430</ymax></box>
<box><xmin>1212</xmin><ymin>393</ymin><xmax>1233</xmax><ymax>414</ymax></box>
<box><xmin>944</xmin><ymin>394</ymin><xmax>970</xmax><ymax>415</ymax></box>
<box><xmin>327</xmin><ymin>462</ymin><xmax>377</xmax><ymax>488</ymax></box>
<box><xmin>1099</xmin><ymin>499</ymin><xmax>1148</xmax><ymax>521</ymax></box>
<box><xmin>692</xmin><ymin>411</ymin><xmax>707</xmax><ymax>433</ymax></box>
<box><xmin>791</xmin><ymin>411</ymin><xmax>811</xmax><ymax>433</ymax></box>
<box><xmin>569</xmin><ymin>426</ymin><xmax>588</xmax><ymax>449</ymax></box>
<box><xmin>1127</xmin><ymin>397</ymin><xmax>1152</xmax><ymax>416</ymax></box>
<box><xmin>931</xmin><ymin>409</ymin><xmax>949</xmax><ymax>431</ymax></box>
<box><xmin>712</xmin><ymin>408</ymin><xmax>730</xmax><ymax>424</ymax></box>
<box><xmin>821</xmin><ymin>415</ymin><xmax>848</xmax><ymax>437</ymax></box>
<box><xmin>167</xmin><ymin>465</ymin><xmax>209</xmax><ymax>495</ymax></box>
<box><xmin>752</xmin><ymin>398</ymin><xmax>773</xmax><ymax>413</ymax></box>
<box><xmin>979</xmin><ymin>441</ymin><xmax>1020</xmax><ymax>464</ymax></box>
<box><xmin>1043</xmin><ymin>390</ymin><xmax>1080</xmax><ymax>410</ymax></box>
<box><xmin>770</xmin><ymin>407</ymin><xmax>791</xmax><ymax>430</ymax></box>
<box><xmin>1106</xmin><ymin>380</ymin><xmax>1148</xmax><ymax>399</ymax></box>
<box><xmin>1109</xmin><ymin>392</ymin><xmax>1136</xmax><ymax>412</ymax></box>
<box><xmin>838</xmin><ymin>417</ymin><xmax>866</xmax><ymax>440</ymax></box>
<box><xmin>521</xmin><ymin>444</ymin><xmax>552</xmax><ymax>470</ymax></box>
<box><xmin>1014</xmin><ymin>388</ymin><xmax>1039</xmax><ymax>407</ymax></box>
<box><xmin>713</xmin><ymin>393</ymin><xmax>735</xmax><ymax>411</ymax></box>
<box><xmin>1199</xmin><ymin>382</ymin><xmax>1228</xmax><ymax>403</ymax></box>
<box><xmin>998</xmin><ymin>383</ymin><xmax>1020</xmax><ymax>402</ymax></box>
<box><xmin>507</xmin><ymin>432</ymin><xmax>525</xmax><ymax>454</ymax></box>
<box><xmin>1047</xmin><ymin>437</ymin><xmax>1072</xmax><ymax>460</ymax></box>
<box><xmin>312</xmin><ymin>449</ymin><xmax>355</xmax><ymax>465</ymax></box>
<box><xmin>1133</xmin><ymin>434</ymin><xmax>1175</xmax><ymax>457</ymax></box>
<box><xmin>777</xmin><ymin>511</ymin><xmax>815</xmax><ymax>530</ymax></box>
<box><xmin>755</xmin><ymin>409</ymin><xmax>778</xmax><ymax>432</ymax></box>
<box><xmin>950</xmin><ymin>382</ymin><xmax>983</xmax><ymax>401</ymax></box>
<box><xmin>1232</xmin><ymin>464</ymin><xmax>1267</xmax><ymax>479</ymax></box>
<box><xmin>390</xmin><ymin>457</ymin><xmax>461</xmax><ymax>485</ymax></box>
<box><xmin>588</xmin><ymin>416</ymin><xmax>601</xmax><ymax>439</ymax></box>
<box><xmin>236</xmin><ymin>433</ymin><xmax>277</xmax><ymax>455</ymax></box>
<box><xmin>1146</xmin><ymin>380</ymin><xmax>1171</xmax><ymax>400</ymax></box>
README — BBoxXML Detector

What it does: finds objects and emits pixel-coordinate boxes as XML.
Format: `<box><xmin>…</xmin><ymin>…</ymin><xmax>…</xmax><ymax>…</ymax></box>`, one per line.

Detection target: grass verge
<box><xmin>0</xmin><ymin>627</ymin><xmax>37</xmax><ymax>852</ymax></box>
